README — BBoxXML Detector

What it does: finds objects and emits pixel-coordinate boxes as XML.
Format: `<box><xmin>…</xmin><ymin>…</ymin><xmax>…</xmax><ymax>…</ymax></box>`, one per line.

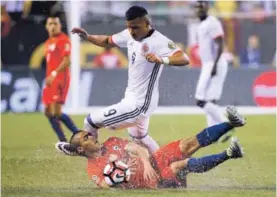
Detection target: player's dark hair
<box><xmin>69</xmin><ymin>130</ymin><xmax>87</xmax><ymax>157</ymax></box>
<box><xmin>125</xmin><ymin>6</ymin><xmax>148</xmax><ymax>21</ymax></box>
<box><xmin>196</xmin><ymin>1</ymin><xmax>209</xmax><ymax>6</ymax></box>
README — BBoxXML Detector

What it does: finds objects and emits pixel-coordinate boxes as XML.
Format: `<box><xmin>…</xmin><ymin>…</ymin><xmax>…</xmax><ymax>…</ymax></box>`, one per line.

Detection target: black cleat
<box><xmin>55</xmin><ymin>142</ymin><xmax>77</xmax><ymax>156</ymax></box>
<box><xmin>226</xmin><ymin>137</ymin><xmax>244</xmax><ymax>159</ymax></box>
<box><xmin>226</xmin><ymin>106</ymin><xmax>246</xmax><ymax>127</ymax></box>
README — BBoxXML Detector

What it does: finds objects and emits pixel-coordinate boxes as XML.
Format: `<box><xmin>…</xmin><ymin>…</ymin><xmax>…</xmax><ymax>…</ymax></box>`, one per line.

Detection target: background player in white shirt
<box><xmin>194</xmin><ymin>1</ymin><xmax>231</xmax><ymax>142</ymax></box>
<box><xmin>66</xmin><ymin>6</ymin><xmax>189</xmax><ymax>154</ymax></box>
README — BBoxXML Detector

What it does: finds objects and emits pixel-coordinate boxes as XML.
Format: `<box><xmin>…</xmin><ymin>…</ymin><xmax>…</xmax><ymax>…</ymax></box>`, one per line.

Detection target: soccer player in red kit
<box><xmin>43</xmin><ymin>16</ymin><xmax>78</xmax><ymax>142</ymax></box>
<box><xmin>58</xmin><ymin>106</ymin><xmax>246</xmax><ymax>189</ymax></box>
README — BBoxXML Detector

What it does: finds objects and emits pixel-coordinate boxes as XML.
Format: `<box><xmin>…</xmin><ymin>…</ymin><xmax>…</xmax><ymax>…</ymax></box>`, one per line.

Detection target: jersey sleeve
<box><xmin>111</xmin><ymin>29</ymin><xmax>130</xmax><ymax>48</ymax></box>
<box><xmin>156</xmin><ymin>36</ymin><xmax>181</xmax><ymax>57</ymax></box>
<box><xmin>209</xmin><ymin>19</ymin><xmax>224</xmax><ymax>40</ymax></box>
<box><xmin>87</xmin><ymin>162</ymin><xmax>105</xmax><ymax>187</ymax></box>
<box><xmin>58</xmin><ymin>39</ymin><xmax>71</xmax><ymax>56</ymax></box>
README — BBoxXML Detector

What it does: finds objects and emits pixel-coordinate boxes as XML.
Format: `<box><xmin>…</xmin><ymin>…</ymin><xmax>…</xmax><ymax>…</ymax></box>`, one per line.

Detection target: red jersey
<box><xmin>45</xmin><ymin>33</ymin><xmax>71</xmax><ymax>79</ymax></box>
<box><xmin>87</xmin><ymin>137</ymin><xmax>158</xmax><ymax>189</ymax></box>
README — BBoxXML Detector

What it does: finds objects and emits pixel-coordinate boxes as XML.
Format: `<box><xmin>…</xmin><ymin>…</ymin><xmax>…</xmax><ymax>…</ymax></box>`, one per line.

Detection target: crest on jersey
<box><xmin>141</xmin><ymin>43</ymin><xmax>149</xmax><ymax>53</ymax></box>
<box><xmin>168</xmin><ymin>42</ymin><xmax>176</xmax><ymax>50</ymax></box>
<box><xmin>48</xmin><ymin>44</ymin><xmax>56</xmax><ymax>51</ymax></box>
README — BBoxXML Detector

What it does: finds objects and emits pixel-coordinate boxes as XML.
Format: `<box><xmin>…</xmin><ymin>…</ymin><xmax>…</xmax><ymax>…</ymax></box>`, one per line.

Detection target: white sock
<box><xmin>84</xmin><ymin>118</ymin><xmax>99</xmax><ymax>138</ymax></box>
<box><xmin>203</xmin><ymin>102</ymin><xmax>226</xmax><ymax>124</ymax></box>
<box><xmin>139</xmin><ymin>135</ymin><xmax>159</xmax><ymax>153</ymax></box>
<box><xmin>206</xmin><ymin>114</ymin><xmax>217</xmax><ymax>127</ymax></box>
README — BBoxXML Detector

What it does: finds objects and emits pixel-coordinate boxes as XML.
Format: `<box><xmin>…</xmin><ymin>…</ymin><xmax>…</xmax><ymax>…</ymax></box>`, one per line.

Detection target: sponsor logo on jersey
<box><xmin>132</xmin><ymin>52</ymin><xmax>136</xmax><ymax>64</ymax></box>
<box><xmin>91</xmin><ymin>175</ymin><xmax>100</xmax><ymax>183</ymax></box>
<box><xmin>113</xmin><ymin>145</ymin><xmax>121</xmax><ymax>150</ymax></box>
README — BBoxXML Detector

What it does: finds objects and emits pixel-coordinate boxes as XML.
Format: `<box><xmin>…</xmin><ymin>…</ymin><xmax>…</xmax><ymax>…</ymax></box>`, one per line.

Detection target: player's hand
<box><xmin>211</xmin><ymin>64</ymin><xmax>217</xmax><ymax>76</ymax></box>
<box><xmin>71</xmin><ymin>27</ymin><xmax>88</xmax><ymax>40</ymax></box>
<box><xmin>128</xmin><ymin>157</ymin><xmax>138</xmax><ymax>175</ymax></box>
<box><xmin>143</xmin><ymin>162</ymin><xmax>159</xmax><ymax>182</ymax></box>
<box><xmin>45</xmin><ymin>75</ymin><xmax>55</xmax><ymax>86</ymax></box>
<box><xmin>145</xmin><ymin>53</ymin><xmax>162</xmax><ymax>64</ymax></box>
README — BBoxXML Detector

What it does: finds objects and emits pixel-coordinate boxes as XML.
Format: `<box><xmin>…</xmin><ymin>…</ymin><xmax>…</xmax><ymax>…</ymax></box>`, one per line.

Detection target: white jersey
<box><xmin>197</xmin><ymin>16</ymin><xmax>224</xmax><ymax>64</ymax></box>
<box><xmin>111</xmin><ymin>29</ymin><xmax>180</xmax><ymax>114</ymax></box>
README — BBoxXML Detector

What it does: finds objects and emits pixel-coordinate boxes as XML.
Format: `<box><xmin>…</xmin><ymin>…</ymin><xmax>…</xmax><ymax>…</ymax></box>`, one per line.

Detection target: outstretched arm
<box><xmin>71</xmin><ymin>27</ymin><xmax>116</xmax><ymax>48</ymax></box>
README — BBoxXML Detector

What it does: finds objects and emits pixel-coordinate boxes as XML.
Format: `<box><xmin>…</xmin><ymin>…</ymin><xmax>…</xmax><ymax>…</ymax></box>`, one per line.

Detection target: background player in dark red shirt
<box><xmin>43</xmin><ymin>16</ymin><xmax>78</xmax><ymax>142</ymax></box>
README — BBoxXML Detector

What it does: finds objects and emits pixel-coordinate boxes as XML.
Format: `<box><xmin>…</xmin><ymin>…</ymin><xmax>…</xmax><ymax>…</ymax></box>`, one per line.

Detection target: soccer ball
<box><xmin>103</xmin><ymin>160</ymin><xmax>131</xmax><ymax>186</ymax></box>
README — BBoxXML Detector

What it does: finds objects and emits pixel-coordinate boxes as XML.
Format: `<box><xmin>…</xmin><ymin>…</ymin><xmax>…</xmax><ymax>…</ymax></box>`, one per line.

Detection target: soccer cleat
<box><xmin>55</xmin><ymin>142</ymin><xmax>77</xmax><ymax>156</ymax></box>
<box><xmin>226</xmin><ymin>105</ymin><xmax>246</xmax><ymax>127</ymax></box>
<box><xmin>226</xmin><ymin>137</ymin><xmax>244</xmax><ymax>159</ymax></box>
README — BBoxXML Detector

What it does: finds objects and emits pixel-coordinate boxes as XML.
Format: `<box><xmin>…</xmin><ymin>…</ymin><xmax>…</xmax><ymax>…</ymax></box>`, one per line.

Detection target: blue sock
<box><xmin>196</xmin><ymin>122</ymin><xmax>233</xmax><ymax>147</ymax></box>
<box><xmin>58</xmin><ymin>113</ymin><xmax>79</xmax><ymax>134</ymax></box>
<box><xmin>47</xmin><ymin>116</ymin><xmax>67</xmax><ymax>142</ymax></box>
<box><xmin>186</xmin><ymin>151</ymin><xmax>229</xmax><ymax>173</ymax></box>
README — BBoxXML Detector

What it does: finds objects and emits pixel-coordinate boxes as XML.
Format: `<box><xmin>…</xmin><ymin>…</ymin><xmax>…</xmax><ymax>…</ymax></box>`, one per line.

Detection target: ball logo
<box><xmin>253</xmin><ymin>71</ymin><xmax>276</xmax><ymax>107</ymax></box>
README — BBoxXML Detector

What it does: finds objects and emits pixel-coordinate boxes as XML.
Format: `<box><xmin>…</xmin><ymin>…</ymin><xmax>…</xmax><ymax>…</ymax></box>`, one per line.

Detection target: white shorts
<box><xmin>86</xmin><ymin>98</ymin><xmax>148</xmax><ymax>131</ymax></box>
<box><xmin>195</xmin><ymin>60</ymin><xmax>228</xmax><ymax>101</ymax></box>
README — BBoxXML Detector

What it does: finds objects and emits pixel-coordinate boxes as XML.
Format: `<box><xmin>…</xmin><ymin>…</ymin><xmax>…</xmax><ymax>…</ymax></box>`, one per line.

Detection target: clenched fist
<box><xmin>145</xmin><ymin>53</ymin><xmax>162</xmax><ymax>64</ymax></box>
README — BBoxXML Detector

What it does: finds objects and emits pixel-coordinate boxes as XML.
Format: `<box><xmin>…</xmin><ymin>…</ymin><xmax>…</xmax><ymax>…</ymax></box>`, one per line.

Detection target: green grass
<box><xmin>2</xmin><ymin>113</ymin><xmax>276</xmax><ymax>197</ymax></box>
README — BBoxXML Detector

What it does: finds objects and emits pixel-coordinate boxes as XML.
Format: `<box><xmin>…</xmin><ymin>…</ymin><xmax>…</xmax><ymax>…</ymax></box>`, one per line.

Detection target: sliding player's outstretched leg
<box><xmin>196</xmin><ymin>105</ymin><xmax>246</xmax><ymax>147</ymax></box>
<box><xmin>185</xmin><ymin>137</ymin><xmax>244</xmax><ymax>173</ymax></box>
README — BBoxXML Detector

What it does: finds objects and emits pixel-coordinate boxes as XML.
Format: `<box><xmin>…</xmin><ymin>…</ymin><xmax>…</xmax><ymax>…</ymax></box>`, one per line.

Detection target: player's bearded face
<box><xmin>194</xmin><ymin>2</ymin><xmax>207</xmax><ymax>17</ymax></box>
<box><xmin>126</xmin><ymin>17</ymin><xmax>149</xmax><ymax>41</ymax></box>
<box><xmin>79</xmin><ymin>131</ymin><xmax>101</xmax><ymax>155</ymax></box>
<box><xmin>46</xmin><ymin>18</ymin><xmax>62</xmax><ymax>36</ymax></box>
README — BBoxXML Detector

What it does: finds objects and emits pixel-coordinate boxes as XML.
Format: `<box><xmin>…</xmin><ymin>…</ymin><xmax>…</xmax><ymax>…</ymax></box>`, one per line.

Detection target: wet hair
<box><xmin>125</xmin><ymin>6</ymin><xmax>148</xmax><ymax>21</ymax></box>
<box><xmin>197</xmin><ymin>1</ymin><xmax>208</xmax><ymax>5</ymax></box>
<box><xmin>68</xmin><ymin>131</ymin><xmax>86</xmax><ymax>157</ymax></box>
<box><xmin>196</xmin><ymin>1</ymin><xmax>209</xmax><ymax>7</ymax></box>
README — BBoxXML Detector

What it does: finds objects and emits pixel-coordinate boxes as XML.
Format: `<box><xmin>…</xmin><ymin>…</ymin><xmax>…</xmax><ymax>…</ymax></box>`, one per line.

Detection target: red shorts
<box><xmin>152</xmin><ymin>140</ymin><xmax>186</xmax><ymax>186</ymax></box>
<box><xmin>42</xmin><ymin>78</ymin><xmax>70</xmax><ymax>105</ymax></box>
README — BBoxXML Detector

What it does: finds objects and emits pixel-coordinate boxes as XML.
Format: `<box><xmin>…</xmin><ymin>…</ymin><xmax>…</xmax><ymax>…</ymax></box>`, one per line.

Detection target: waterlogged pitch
<box><xmin>2</xmin><ymin>113</ymin><xmax>276</xmax><ymax>197</ymax></box>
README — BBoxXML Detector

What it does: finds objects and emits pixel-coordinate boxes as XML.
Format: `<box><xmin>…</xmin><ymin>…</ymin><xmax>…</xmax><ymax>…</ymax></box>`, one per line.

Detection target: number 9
<box><xmin>104</xmin><ymin>109</ymin><xmax>117</xmax><ymax>117</ymax></box>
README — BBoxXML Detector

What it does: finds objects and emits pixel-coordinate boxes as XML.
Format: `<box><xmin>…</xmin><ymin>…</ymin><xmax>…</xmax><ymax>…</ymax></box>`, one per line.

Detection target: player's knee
<box><xmin>169</xmin><ymin>162</ymin><xmax>180</xmax><ymax>175</ymax></box>
<box><xmin>211</xmin><ymin>100</ymin><xmax>218</xmax><ymax>104</ymax></box>
<box><xmin>53</xmin><ymin>111</ymin><xmax>62</xmax><ymax>118</ymax></box>
<box><xmin>44</xmin><ymin>109</ymin><xmax>53</xmax><ymax>118</ymax></box>
<box><xmin>84</xmin><ymin>114</ymin><xmax>100</xmax><ymax>129</ymax></box>
<box><xmin>128</xmin><ymin>128</ymin><xmax>148</xmax><ymax>140</ymax></box>
<box><xmin>196</xmin><ymin>100</ymin><xmax>206</xmax><ymax>108</ymax></box>
<box><xmin>179</xmin><ymin>137</ymin><xmax>200</xmax><ymax>157</ymax></box>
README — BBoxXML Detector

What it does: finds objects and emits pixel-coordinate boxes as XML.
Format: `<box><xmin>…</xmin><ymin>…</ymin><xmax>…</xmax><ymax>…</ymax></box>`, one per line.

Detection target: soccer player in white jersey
<box><xmin>57</xmin><ymin>6</ymin><xmax>189</xmax><ymax>154</ymax></box>
<box><xmin>194</xmin><ymin>1</ymin><xmax>231</xmax><ymax>143</ymax></box>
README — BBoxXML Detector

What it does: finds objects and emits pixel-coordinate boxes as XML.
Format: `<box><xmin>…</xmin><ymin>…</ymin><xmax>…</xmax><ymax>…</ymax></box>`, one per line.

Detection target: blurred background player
<box><xmin>43</xmin><ymin>16</ymin><xmax>78</xmax><ymax>142</ymax></box>
<box><xmin>60</xmin><ymin>106</ymin><xmax>246</xmax><ymax>189</ymax></box>
<box><xmin>69</xmin><ymin>6</ymin><xmax>189</xmax><ymax>153</ymax></box>
<box><xmin>193</xmin><ymin>1</ymin><xmax>231</xmax><ymax>143</ymax></box>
